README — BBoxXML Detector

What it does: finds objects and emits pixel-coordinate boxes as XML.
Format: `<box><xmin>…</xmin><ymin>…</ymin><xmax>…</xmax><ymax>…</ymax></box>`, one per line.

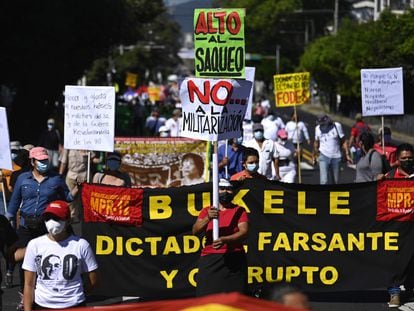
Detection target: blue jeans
<box><xmin>318</xmin><ymin>153</ymin><xmax>342</xmax><ymax>184</ymax></box>
<box><xmin>351</xmin><ymin>146</ymin><xmax>364</xmax><ymax>164</ymax></box>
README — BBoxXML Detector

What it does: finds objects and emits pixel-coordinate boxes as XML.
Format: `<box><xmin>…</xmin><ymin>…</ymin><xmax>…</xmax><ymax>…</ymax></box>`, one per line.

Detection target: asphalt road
<box><xmin>2</xmin><ymin>105</ymin><xmax>412</xmax><ymax>310</ymax></box>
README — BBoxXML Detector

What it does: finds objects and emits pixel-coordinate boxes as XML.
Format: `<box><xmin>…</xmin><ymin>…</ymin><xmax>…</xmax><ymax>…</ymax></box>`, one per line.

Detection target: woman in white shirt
<box><xmin>274</xmin><ymin>129</ymin><xmax>297</xmax><ymax>183</ymax></box>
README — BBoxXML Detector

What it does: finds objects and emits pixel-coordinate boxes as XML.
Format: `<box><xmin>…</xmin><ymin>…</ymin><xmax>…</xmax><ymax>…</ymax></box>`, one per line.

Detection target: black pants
<box><xmin>196</xmin><ymin>252</ymin><xmax>247</xmax><ymax>297</ymax></box>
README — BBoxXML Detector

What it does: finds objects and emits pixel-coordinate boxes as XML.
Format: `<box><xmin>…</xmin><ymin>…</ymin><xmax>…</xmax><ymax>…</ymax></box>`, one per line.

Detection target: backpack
<box><xmin>368</xmin><ymin>150</ymin><xmax>392</xmax><ymax>174</ymax></box>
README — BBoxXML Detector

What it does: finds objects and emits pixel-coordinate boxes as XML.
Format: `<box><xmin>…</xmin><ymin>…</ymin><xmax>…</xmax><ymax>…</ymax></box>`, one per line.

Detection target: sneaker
<box><xmin>5</xmin><ymin>272</ymin><xmax>13</xmax><ymax>288</ymax></box>
<box><xmin>388</xmin><ymin>293</ymin><xmax>400</xmax><ymax>307</ymax></box>
<box><xmin>16</xmin><ymin>291</ymin><xmax>23</xmax><ymax>311</ymax></box>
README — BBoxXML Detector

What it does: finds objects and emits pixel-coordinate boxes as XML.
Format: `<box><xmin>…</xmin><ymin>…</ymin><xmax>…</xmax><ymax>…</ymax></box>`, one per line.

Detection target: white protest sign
<box><xmin>0</xmin><ymin>107</ymin><xmax>12</xmax><ymax>170</ymax></box>
<box><xmin>361</xmin><ymin>67</ymin><xmax>404</xmax><ymax>116</ymax></box>
<box><xmin>244</xmin><ymin>67</ymin><xmax>255</xmax><ymax>120</ymax></box>
<box><xmin>180</xmin><ymin>78</ymin><xmax>253</xmax><ymax>141</ymax></box>
<box><xmin>64</xmin><ymin>86</ymin><xmax>115</xmax><ymax>152</ymax></box>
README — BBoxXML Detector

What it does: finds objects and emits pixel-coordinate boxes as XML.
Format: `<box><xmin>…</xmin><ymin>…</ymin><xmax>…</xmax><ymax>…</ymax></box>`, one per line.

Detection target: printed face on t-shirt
<box><xmin>42</xmin><ymin>255</ymin><xmax>61</xmax><ymax>280</ymax></box>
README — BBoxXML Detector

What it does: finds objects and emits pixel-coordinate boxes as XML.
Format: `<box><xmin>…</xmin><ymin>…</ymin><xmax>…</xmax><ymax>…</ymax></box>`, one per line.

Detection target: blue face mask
<box><xmin>36</xmin><ymin>161</ymin><xmax>49</xmax><ymax>174</ymax></box>
<box><xmin>254</xmin><ymin>131</ymin><xmax>264</xmax><ymax>140</ymax></box>
<box><xmin>47</xmin><ymin>124</ymin><xmax>54</xmax><ymax>130</ymax></box>
<box><xmin>246</xmin><ymin>163</ymin><xmax>259</xmax><ymax>173</ymax></box>
<box><xmin>236</xmin><ymin>137</ymin><xmax>243</xmax><ymax>145</ymax></box>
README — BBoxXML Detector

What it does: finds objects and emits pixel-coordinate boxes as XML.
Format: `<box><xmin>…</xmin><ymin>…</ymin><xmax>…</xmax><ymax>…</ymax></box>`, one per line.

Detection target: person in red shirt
<box><xmin>192</xmin><ymin>178</ymin><xmax>248</xmax><ymax>296</ymax></box>
<box><xmin>230</xmin><ymin>147</ymin><xmax>267</xmax><ymax>181</ymax></box>
<box><xmin>348</xmin><ymin>113</ymin><xmax>371</xmax><ymax>163</ymax></box>
<box><xmin>374</xmin><ymin>126</ymin><xmax>397</xmax><ymax>168</ymax></box>
<box><xmin>385</xmin><ymin>143</ymin><xmax>414</xmax><ymax>179</ymax></box>
<box><xmin>384</xmin><ymin>143</ymin><xmax>414</xmax><ymax>307</ymax></box>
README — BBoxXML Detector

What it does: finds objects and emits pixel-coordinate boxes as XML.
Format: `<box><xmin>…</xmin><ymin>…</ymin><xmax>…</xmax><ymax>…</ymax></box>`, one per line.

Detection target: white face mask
<box><xmin>45</xmin><ymin>219</ymin><xmax>66</xmax><ymax>235</ymax></box>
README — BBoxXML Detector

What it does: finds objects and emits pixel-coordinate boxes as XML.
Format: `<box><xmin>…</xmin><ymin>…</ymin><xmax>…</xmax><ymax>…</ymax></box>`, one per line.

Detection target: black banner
<box><xmin>81</xmin><ymin>179</ymin><xmax>414</xmax><ymax>300</ymax></box>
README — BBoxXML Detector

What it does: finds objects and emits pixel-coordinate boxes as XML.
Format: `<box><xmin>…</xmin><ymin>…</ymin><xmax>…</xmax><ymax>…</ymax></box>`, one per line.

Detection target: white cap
<box><xmin>23</xmin><ymin>144</ymin><xmax>34</xmax><ymax>151</ymax></box>
<box><xmin>167</xmin><ymin>74</ymin><xmax>178</xmax><ymax>82</ymax></box>
<box><xmin>219</xmin><ymin>178</ymin><xmax>232</xmax><ymax>188</ymax></box>
<box><xmin>10</xmin><ymin>141</ymin><xmax>22</xmax><ymax>150</ymax></box>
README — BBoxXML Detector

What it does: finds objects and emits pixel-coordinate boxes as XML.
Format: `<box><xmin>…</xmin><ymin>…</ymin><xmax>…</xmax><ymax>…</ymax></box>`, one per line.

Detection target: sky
<box><xmin>164</xmin><ymin>0</ymin><xmax>213</xmax><ymax>35</ymax></box>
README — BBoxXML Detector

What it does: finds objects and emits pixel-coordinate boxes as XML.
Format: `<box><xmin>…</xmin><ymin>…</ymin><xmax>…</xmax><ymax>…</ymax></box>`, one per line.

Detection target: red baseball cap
<box><xmin>43</xmin><ymin>200</ymin><xmax>70</xmax><ymax>220</ymax></box>
<box><xmin>277</xmin><ymin>129</ymin><xmax>288</xmax><ymax>139</ymax></box>
<box><xmin>29</xmin><ymin>147</ymin><xmax>49</xmax><ymax>160</ymax></box>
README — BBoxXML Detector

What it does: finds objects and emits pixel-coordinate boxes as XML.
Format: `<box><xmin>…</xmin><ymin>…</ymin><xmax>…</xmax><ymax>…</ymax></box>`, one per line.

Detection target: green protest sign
<box><xmin>194</xmin><ymin>8</ymin><xmax>245</xmax><ymax>79</ymax></box>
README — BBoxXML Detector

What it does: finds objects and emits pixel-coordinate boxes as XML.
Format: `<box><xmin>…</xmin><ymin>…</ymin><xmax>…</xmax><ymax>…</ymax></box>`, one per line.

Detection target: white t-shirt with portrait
<box><xmin>315</xmin><ymin>122</ymin><xmax>345</xmax><ymax>159</ymax></box>
<box><xmin>22</xmin><ymin>234</ymin><xmax>98</xmax><ymax>309</ymax></box>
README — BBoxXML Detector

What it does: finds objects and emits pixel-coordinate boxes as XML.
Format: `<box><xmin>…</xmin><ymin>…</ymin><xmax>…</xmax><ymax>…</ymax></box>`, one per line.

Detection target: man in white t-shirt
<box><xmin>285</xmin><ymin>112</ymin><xmax>311</xmax><ymax>146</ymax></box>
<box><xmin>22</xmin><ymin>200</ymin><xmax>99</xmax><ymax>310</ymax></box>
<box><xmin>261</xmin><ymin>112</ymin><xmax>285</xmax><ymax>142</ymax></box>
<box><xmin>244</xmin><ymin>123</ymin><xmax>280</xmax><ymax>180</ymax></box>
<box><xmin>313</xmin><ymin>114</ymin><xmax>352</xmax><ymax>184</ymax></box>
<box><xmin>165</xmin><ymin>108</ymin><xmax>182</xmax><ymax>137</ymax></box>
<box><xmin>285</xmin><ymin>112</ymin><xmax>311</xmax><ymax>163</ymax></box>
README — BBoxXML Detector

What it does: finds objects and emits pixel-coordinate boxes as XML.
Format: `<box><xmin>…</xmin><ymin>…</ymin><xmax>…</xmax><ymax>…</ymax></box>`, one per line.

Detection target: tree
<box><xmin>300</xmin><ymin>10</ymin><xmax>414</xmax><ymax>114</ymax></box>
<box><xmin>0</xmin><ymin>0</ymin><xmax>178</xmax><ymax>141</ymax></box>
<box><xmin>213</xmin><ymin>0</ymin><xmax>353</xmax><ymax>93</ymax></box>
<box><xmin>86</xmin><ymin>12</ymin><xmax>182</xmax><ymax>89</ymax></box>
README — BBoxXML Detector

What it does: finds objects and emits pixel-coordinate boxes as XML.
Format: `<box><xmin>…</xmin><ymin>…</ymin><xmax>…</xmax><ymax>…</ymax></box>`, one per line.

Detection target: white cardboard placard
<box><xmin>361</xmin><ymin>67</ymin><xmax>404</xmax><ymax>116</ymax></box>
<box><xmin>180</xmin><ymin>78</ymin><xmax>253</xmax><ymax>141</ymax></box>
<box><xmin>244</xmin><ymin>67</ymin><xmax>255</xmax><ymax>121</ymax></box>
<box><xmin>0</xmin><ymin>107</ymin><xmax>12</xmax><ymax>170</ymax></box>
<box><xmin>64</xmin><ymin>86</ymin><xmax>115</xmax><ymax>152</ymax></box>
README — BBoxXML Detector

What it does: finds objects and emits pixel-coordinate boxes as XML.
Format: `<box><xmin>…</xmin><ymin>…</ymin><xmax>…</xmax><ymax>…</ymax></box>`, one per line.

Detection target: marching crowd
<box><xmin>0</xmin><ymin>95</ymin><xmax>413</xmax><ymax>310</ymax></box>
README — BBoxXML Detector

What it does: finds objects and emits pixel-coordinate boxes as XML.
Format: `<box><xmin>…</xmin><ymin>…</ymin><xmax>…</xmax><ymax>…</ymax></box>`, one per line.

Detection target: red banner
<box><xmin>377</xmin><ymin>179</ymin><xmax>414</xmax><ymax>221</ymax></box>
<box><xmin>81</xmin><ymin>183</ymin><xmax>143</xmax><ymax>226</ymax></box>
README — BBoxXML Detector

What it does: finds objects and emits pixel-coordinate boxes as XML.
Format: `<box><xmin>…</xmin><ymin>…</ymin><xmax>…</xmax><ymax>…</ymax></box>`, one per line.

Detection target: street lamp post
<box><xmin>276</xmin><ymin>45</ymin><xmax>280</xmax><ymax>74</ymax></box>
<box><xmin>334</xmin><ymin>0</ymin><xmax>339</xmax><ymax>34</ymax></box>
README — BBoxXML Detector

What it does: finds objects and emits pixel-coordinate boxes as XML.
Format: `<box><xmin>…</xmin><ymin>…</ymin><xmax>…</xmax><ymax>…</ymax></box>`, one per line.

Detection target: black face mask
<box><xmin>219</xmin><ymin>192</ymin><xmax>234</xmax><ymax>205</ymax></box>
<box><xmin>400</xmin><ymin>159</ymin><xmax>414</xmax><ymax>175</ymax></box>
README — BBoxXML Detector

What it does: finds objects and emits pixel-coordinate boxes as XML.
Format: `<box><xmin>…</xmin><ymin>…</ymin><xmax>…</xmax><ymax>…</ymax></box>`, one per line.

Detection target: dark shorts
<box><xmin>196</xmin><ymin>252</ymin><xmax>247</xmax><ymax>297</ymax></box>
<box><xmin>15</xmin><ymin>224</ymin><xmax>47</xmax><ymax>249</ymax></box>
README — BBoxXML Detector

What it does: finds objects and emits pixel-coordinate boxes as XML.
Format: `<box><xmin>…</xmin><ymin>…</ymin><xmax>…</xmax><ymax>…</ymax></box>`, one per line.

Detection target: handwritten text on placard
<box><xmin>64</xmin><ymin>86</ymin><xmax>115</xmax><ymax>152</ymax></box>
<box><xmin>361</xmin><ymin>68</ymin><xmax>404</xmax><ymax>116</ymax></box>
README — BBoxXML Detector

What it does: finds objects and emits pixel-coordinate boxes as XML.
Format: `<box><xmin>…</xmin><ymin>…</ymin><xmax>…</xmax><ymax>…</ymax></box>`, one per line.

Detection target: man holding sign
<box><xmin>180</xmin><ymin>67</ymin><xmax>252</xmax><ymax>298</ymax></box>
<box><xmin>186</xmin><ymin>7</ymin><xmax>251</xmax><ymax>297</ymax></box>
<box><xmin>192</xmin><ymin>178</ymin><xmax>248</xmax><ymax>296</ymax></box>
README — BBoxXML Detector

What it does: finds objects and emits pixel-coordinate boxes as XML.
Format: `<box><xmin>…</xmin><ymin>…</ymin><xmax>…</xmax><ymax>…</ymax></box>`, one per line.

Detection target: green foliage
<box><xmin>300</xmin><ymin>9</ymin><xmax>414</xmax><ymax>113</ymax></box>
<box><xmin>214</xmin><ymin>0</ymin><xmax>301</xmax><ymax>54</ymax></box>
<box><xmin>212</xmin><ymin>0</ymin><xmax>353</xmax><ymax>95</ymax></box>
<box><xmin>86</xmin><ymin>11</ymin><xmax>181</xmax><ymax>89</ymax></box>
<box><xmin>0</xmin><ymin>0</ymin><xmax>179</xmax><ymax>140</ymax></box>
